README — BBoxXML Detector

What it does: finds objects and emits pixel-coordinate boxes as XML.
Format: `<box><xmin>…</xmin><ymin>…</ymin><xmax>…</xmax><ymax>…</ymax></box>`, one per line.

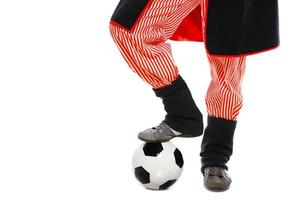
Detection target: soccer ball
<box><xmin>132</xmin><ymin>141</ymin><xmax>184</xmax><ymax>190</ymax></box>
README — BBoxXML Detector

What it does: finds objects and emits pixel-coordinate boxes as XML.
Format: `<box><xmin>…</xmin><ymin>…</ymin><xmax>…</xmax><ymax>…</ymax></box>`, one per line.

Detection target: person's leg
<box><xmin>109</xmin><ymin>0</ymin><xmax>203</xmax><ymax>140</ymax></box>
<box><xmin>200</xmin><ymin>56</ymin><xmax>246</xmax><ymax>192</ymax></box>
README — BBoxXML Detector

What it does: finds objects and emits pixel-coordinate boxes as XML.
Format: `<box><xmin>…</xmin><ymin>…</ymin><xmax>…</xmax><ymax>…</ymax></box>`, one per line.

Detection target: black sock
<box><xmin>152</xmin><ymin>74</ymin><xmax>203</xmax><ymax>136</ymax></box>
<box><xmin>200</xmin><ymin>116</ymin><xmax>237</xmax><ymax>175</ymax></box>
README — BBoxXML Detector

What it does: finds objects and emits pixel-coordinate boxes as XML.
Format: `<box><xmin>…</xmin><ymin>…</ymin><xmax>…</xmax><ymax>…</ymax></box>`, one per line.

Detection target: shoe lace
<box><xmin>208</xmin><ymin>167</ymin><xmax>224</xmax><ymax>178</ymax></box>
<box><xmin>151</xmin><ymin>122</ymin><xmax>166</xmax><ymax>131</ymax></box>
<box><xmin>150</xmin><ymin>123</ymin><xmax>172</xmax><ymax>137</ymax></box>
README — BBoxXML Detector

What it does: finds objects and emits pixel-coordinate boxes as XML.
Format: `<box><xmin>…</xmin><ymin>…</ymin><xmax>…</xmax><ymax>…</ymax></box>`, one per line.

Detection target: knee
<box><xmin>108</xmin><ymin>21</ymin><xmax>137</xmax><ymax>46</ymax></box>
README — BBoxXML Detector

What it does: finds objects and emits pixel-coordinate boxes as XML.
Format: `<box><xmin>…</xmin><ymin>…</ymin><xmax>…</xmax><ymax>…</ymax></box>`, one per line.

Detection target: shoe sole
<box><xmin>137</xmin><ymin>133</ymin><xmax>201</xmax><ymax>143</ymax></box>
<box><xmin>205</xmin><ymin>186</ymin><xmax>229</xmax><ymax>192</ymax></box>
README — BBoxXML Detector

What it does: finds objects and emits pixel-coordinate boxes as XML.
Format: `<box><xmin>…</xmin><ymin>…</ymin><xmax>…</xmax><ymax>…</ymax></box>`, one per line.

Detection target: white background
<box><xmin>0</xmin><ymin>1</ymin><xmax>299</xmax><ymax>199</ymax></box>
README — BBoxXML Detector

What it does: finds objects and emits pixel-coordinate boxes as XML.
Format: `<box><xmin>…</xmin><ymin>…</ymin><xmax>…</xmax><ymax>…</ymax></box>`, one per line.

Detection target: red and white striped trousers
<box><xmin>109</xmin><ymin>0</ymin><xmax>246</xmax><ymax>121</ymax></box>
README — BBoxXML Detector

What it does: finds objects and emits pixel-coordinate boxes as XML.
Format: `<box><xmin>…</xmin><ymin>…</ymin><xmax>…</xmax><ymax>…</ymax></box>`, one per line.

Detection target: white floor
<box><xmin>0</xmin><ymin>1</ymin><xmax>299</xmax><ymax>199</ymax></box>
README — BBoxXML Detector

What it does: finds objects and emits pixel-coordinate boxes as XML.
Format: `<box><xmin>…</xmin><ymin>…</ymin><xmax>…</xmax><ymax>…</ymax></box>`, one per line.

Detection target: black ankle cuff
<box><xmin>200</xmin><ymin>116</ymin><xmax>237</xmax><ymax>175</ymax></box>
<box><xmin>152</xmin><ymin>75</ymin><xmax>185</xmax><ymax>97</ymax></box>
<box><xmin>153</xmin><ymin>74</ymin><xmax>203</xmax><ymax>136</ymax></box>
<box><xmin>205</xmin><ymin>116</ymin><xmax>237</xmax><ymax>136</ymax></box>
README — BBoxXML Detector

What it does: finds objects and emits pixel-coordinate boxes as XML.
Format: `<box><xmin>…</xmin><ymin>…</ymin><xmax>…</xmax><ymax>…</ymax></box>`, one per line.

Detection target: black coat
<box><xmin>205</xmin><ymin>0</ymin><xmax>280</xmax><ymax>55</ymax></box>
<box><xmin>110</xmin><ymin>0</ymin><xmax>280</xmax><ymax>56</ymax></box>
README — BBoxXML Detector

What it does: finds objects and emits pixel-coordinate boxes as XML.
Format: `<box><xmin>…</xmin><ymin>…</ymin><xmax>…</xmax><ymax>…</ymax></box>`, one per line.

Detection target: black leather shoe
<box><xmin>203</xmin><ymin>166</ymin><xmax>232</xmax><ymax>192</ymax></box>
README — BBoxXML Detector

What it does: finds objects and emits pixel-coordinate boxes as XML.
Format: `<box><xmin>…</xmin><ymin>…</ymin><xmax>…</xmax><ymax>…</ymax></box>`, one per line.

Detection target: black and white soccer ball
<box><xmin>132</xmin><ymin>141</ymin><xmax>184</xmax><ymax>190</ymax></box>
